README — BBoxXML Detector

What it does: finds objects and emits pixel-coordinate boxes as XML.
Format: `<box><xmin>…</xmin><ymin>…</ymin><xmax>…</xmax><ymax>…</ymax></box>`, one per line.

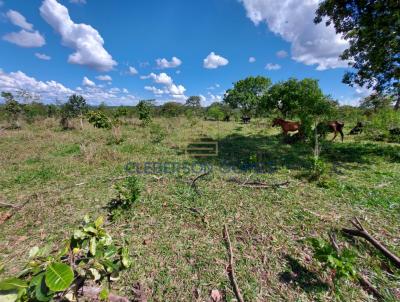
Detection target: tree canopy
<box><xmin>315</xmin><ymin>0</ymin><xmax>400</xmax><ymax>108</ymax></box>
<box><xmin>224</xmin><ymin>76</ymin><xmax>271</xmax><ymax>116</ymax></box>
<box><xmin>185</xmin><ymin>96</ymin><xmax>201</xmax><ymax>108</ymax></box>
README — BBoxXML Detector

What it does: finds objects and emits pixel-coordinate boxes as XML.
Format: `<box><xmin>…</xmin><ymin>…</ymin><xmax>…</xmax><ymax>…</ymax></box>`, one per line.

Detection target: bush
<box><xmin>363</xmin><ymin>109</ymin><xmax>400</xmax><ymax>142</ymax></box>
<box><xmin>108</xmin><ymin>176</ymin><xmax>141</xmax><ymax>220</ymax></box>
<box><xmin>149</xmin><ymin>123</ymin><xmax>167</xmax><ymax>143</ymax></box>
<box><xmin>87</xmin><ymin>111</ymin><xmax>112</xmax><ymax>129</ymax></box>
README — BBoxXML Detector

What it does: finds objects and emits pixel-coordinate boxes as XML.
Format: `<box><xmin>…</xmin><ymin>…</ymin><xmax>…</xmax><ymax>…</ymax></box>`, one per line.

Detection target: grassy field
<box><xmin>0</xmin><ymin>117</ymin><xmax>399</xmax><ymax>301</ymax></box>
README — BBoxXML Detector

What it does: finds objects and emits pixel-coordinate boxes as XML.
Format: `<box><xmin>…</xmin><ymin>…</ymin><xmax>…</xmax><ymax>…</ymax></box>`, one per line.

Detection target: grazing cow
<box><xmin>272</xmin><ymin>118</ymin><xmax>301</xmax><ymax>135</ymax></box>
<box><xmin>242</xmin><ymin>116</ymin><xmax>251</xmax><ymax>124</ymax></box>
<box><xmin>349</xmin><ymin>122</ymin><xmax>364</xmax><ymax>135</ymax></box>
<box><xmin>317</xmin><ymin>121</ymin><xmax>345</xmax><ymax>142</ymax></box>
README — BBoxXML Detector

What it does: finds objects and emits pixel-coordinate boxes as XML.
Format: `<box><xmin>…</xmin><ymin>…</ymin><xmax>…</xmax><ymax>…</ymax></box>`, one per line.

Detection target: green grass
<box><xmin>0</xmin><ymin>117</ymin><xmax>399</xmax><ymax>301</ymax></box>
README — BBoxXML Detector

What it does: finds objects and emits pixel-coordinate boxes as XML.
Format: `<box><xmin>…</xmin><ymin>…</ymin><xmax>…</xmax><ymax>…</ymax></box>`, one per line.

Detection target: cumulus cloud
<box><xmin>276</xmin><ymin>50</ymin><xmax>288</xmax><ymax>58</ymax></box>
<box><xmin>3</xmin><ymin>10</ymin><xmax>45</xmax><ymax>48</ymax></box>
<box><xmin>265</xmin><ymin>63</ymin><xmax>281</xmax><ymax>70</ymax></box>
<box><xmin>249</xmin><ymin>57</ymin><xmax>256</xmax><ymax>63</ymax></box>
<box><xmin>203</xmin><ymin>52</ymin><xmax>229</xmax><ymax>69</ymax></box>
<box><xmin>0</xmin><ymin>69</ymin><xmax>73</xmax><ymax>101</ymax></box>
<box><xmin>40</xmin><ymin>0</ymin><xmax>117</xmax><ymax>71</ymax></box>
<box><xmin>239</xmin><ymin>0</ymin><xmax>348</xmax><ymax>70</ymax></box>
<box><xmin>35</xmin><ymin>53</ymin><xmax>51</xmax><ymax>60</ymax></box>
<box><xmin>128</xmin><ymin>66</ymin><xmax>138</xmax><ymax>75</ymax></box>
<box><xmin>6</xmin><ymin>10</ymin><xmax>33</xmax><ymax>31</ymax></box>
<box><xmin>156</xmin><ymin>56</ymin><xmax>182</xmax><ymax>69</ymax></box>
<box><xmin>96</xmin><ymin>75</ymin><xmax>112</xmax><ymax>81</ymax></box>
<box><xmin>0</xmin><ymin>69</ymin><xmax>136</xmax><ymax>105</ymax></box>
<box><xmin>142</xmin><ymin>72</ymin><xmax>186</xmax><ymax>99</ymax></box>
<box><xmin>82</xmin><ymin>76</ymin><xmax>95</xmax><ymax>87</ymax></box>
<box><xmin>3</xmin><ymin>30</ymin><xmax>45</xmax><ymax>48</ymax></box>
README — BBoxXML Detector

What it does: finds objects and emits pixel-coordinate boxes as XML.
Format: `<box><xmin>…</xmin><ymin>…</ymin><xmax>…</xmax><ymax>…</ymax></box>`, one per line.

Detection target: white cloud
<box><xmin>6</xmin><ymin>10</ymin><xmax>33</xmax><ymax>31</ymax></box>
<box><xmin>276</xmin><ymin>50</ymin><xmax>288</xmax><ymax>58</ymax></box>
<box><xmin>0</xmin><ymin>69</ymin><xmax>73</xmax><ymax>101</ymax></box>
<box><xmin>142</xmin><ymin>72</ymin><xmax>186</xmax><ymax>99</ymax></box>
<box><xmin>122</xmin><ymin>88</ymin><xmax>129</xmax><ymax>93</ymax></box>
<box><xmin>239</xmin><ymin>0</ymin><xmax>349</xmax><ymax>70</ymax></box>
<box><xmin>3</xmin><ymin>30</ymin><xmax>45</xmax><ymax>48</ymax></box>
<box><xmin>96</xmin><ymin>75</ymin><xmax>112</xmax><ymax>81</ymax></box>
<box><xmin>128</xmin><ymin>66</ymin><xmax>138</xmax><ymax>75</ymax></box>
<box><xmin>203</xmin><ymin>52</ymin><xmax>229</xmax><ymax>69</ymax></box>
<box><xmin>35</xmin><ymin>53</ymin><xmax>51</xmax><ymax>60</ymax></box>
<box><xmin>145</xmin><ymin>86</ymin><xmax>164</xmax><ymax>95</ymax></box>
<box><xmin>82</xmin><ymin>76</ymin><xmax>95</xmax><ymax>87</ymax></box>
<box><xmin>265</xmin><ymin>63</ymin><xmax>281</xmax><ymax>70</ymax></box>
<box><xmin>249</xmin><ymin>56</ymin><xmax>256</xmax><ymax>63</ymax></box>
<box><xmin>141</xmin><ymin>72</ymin><xmax>173</xmax><ymax>86</ymax></box>
<box><xmin>40</xmin><ymin>0</ymin><xmax>117</xmax><ymax>71</ymax></box>
<box><xmin>156</xmin><ymin>56</ymin><xmax>182</xmax><ymax>69</ymax></box>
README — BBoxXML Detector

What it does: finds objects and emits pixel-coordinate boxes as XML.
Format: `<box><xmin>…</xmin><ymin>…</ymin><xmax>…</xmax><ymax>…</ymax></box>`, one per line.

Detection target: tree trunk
<box><xmin>80</xmin><ymin>117</ymin><xmax>84</xmax><ymax>130</ymax></box>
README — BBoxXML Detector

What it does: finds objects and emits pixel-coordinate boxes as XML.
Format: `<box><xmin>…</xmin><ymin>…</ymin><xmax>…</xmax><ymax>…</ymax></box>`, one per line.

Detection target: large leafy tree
<box><xmin>262</xmin><ymin>78</ymin><xmax>336</xmax><ymax>138</ymax></box>
<box><xmin>224</xmin><ymin>76</ymin><xmax>271</xmax><ymax>116</ymax></box>
<box><xmin>185</xmin><ymin>96</ymin><xmax>201</xmax><ymax>108</ymax></box>
<box><xmin>60</xmin><ymin>94</ymin><xmax>88</xmax><ymax>130</ymax></box>
<box><xmin>315</xmin><ymin>0</ymin><xmax>400</xmax><ymax>109</ymax></box>
<box><xmin>360</xmin><ymin>93</ymin><xmax>394</xmax><ymax>112</ymax></box>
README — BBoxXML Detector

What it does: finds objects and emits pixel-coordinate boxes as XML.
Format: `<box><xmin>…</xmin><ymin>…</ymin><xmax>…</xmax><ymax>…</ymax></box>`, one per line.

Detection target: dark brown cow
<box><xmin>272</xmin><ymin>118</ymin><xmax>301</xmax><ymax>135</ymax></box>
<box><xmin>317</xmin><ymin>121</ymin><xmax>345</xmax><ymax>142</ymax></box>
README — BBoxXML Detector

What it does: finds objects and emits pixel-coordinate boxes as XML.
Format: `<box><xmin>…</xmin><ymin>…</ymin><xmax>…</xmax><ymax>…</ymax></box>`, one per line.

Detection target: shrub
<box><xmin>137</xmin><ymin>100</ymin><xmax>152</xmax><ymax>125</ymax></box>
<box><xmin>108</xmin><ymin>176</ymin><xmax>141</xmax><ymax>220</ymax></box>
<box><xmin>87</xmin><ymin>111</ymin><xmax>112</xmax><ymax>129</ymax></box>
<box><xmin>364</xmin><ymin>109</ymin><xmax>400</xmax><ymax>142</ymax></box>
<box><xmin>0</xmin><ymin>216</ymin><xmax>131</xmax><ymax>302</ymax></box>
<box><xmin>2</xmin><ymin>92</ymin><xmax>22</xmax><ymax>129</ymax></box>
<box><xmin>150</xmin><ymin>123</ymin><xmax>167</xmax><ymax>143</ymax></box>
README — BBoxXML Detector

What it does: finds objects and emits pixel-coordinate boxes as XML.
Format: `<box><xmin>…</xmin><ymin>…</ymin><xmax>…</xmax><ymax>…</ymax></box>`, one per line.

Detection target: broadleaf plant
<box><xmin>0</xmin><ymin>216</ymin><xmax>131</xmax><ymax>302</ymax></box>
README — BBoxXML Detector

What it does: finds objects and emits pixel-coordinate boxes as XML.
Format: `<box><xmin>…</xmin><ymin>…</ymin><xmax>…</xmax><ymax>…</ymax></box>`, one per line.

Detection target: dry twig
<box><xmin>191</xmin><ymin>171</ymin><xmax>210</xmax><ymax>195</ymax></box>
<box><xmin>227</xmin><ymin>177</ymin><xmax>290</xmax><ymax>189</ymax></box>
<box><xmin>342</xmin><ymin>217</ymin><xmax>400</xmax><ymax>269</ymax></box>
<box><xmin>223</xmin><ymin>224</ymin><xmax>244</xmax><ymax>302</ymax></box>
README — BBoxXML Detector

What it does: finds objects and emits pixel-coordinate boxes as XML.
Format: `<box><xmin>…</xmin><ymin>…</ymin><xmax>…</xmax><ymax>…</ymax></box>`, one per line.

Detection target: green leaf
<box><xmin>45</xmin><ymin>263</ymin><xmax>74</xmax><ymax>292</ymax></box>
<box><xmin>29</xmin><ymin>246</ymin><xmax>39</xmax><ymax>259</ymax></box>
<box><xmin>90</xmin><ymin>237</ymin><xmax>97</xmax><ymax>256</ymax></box>
<box><xmin>99</xmin><ymin>287</ymin><xmax>109</xmax><ymax>301</ymax></box>
<box><xmin>84</xmin><ymin>226</ymin><xmax>97</xmax><ymax>234</ymax></box>
<box><xmin>73</xmin><ymin>230</ymin><xmax>86</xmax><ymax>240</ymax></box>
<box><xmin>0</xmin><ymin>278</ymin><xmax>28</xmax><ymax>291</ymax></box>
<box><xmin>35</xmin><ymin>274</ymin><xmax>53</xmax><ymax>302</ymax></box>
<box><xmin>95</xmin><ymin>216</ymin><xmax>104</xmax><ymax>228</ymax></box>
<box><xmin>121</xmin><ymin>247</ymin><xmax>131</xmax><ymax>268</ymax></box>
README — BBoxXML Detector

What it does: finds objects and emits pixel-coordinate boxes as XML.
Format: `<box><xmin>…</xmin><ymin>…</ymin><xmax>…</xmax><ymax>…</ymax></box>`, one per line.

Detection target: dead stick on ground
<box><xmin>329</xmin><ymin>230</ymin><xmax>383</xmax><ymax>300</ymax></box>
<box><xmin>79</xmin><ymin>286</ymin><xmax>130</xmax><ymax>302</ymax></box>
<box><xmin>342</xmin><ymin>217</ymin><xmax>400</xmax><ymax>269</ymax></box>
<box><xmin>223</xmin><ymin>224</ymin><xmax>245</xmax><ymax>302</ymax></box>
<box><xmin>191</xmin><ymin>171</ymin><xmax>210</xmax><ymax>195</ymax></box>
<box><xmin>227</xmin><ymin>177</ymin><xmax>290</xmax><ymax>189</ymax></box>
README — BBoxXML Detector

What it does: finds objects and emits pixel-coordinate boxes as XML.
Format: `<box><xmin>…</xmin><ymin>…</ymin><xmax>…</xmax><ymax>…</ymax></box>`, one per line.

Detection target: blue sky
<box><xmin>0</xmin><ymin>0</ymin><xmax>370</xmax><ymax>106</ymax></box>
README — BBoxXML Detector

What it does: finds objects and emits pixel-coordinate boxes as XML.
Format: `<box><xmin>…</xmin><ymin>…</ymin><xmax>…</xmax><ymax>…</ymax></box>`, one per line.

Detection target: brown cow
<box><xmin>317</xmin><ymin>121</ymin><xmax>345</xmax><ymax>142</ymax></box>
<box><xmin>272</xmin><ymin>118</ymin><xmax>301</xmax><ymax>135</ymax></box>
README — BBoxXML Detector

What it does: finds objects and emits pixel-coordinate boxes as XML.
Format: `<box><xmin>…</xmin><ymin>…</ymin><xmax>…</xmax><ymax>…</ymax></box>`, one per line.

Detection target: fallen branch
<box><xmin>342</xmin><ymin>217</ymin><xmax>400</xmax><ymax>269</ymax></box>
<box><xmin>227</xmin><ymin>177</ymin><xmax>290</xmax><ymax>189</ymax></box>
<box><xmin>79</xmin><ymin>286</ymin><xmax>130</xmax><ymax>302</ymax></box>
<box><xmin>191</xmin><ymin>171</ymin><xmax>210</xmax><ymax>195</ymax></box>
<box><xmin>328</xmin><ymin>230</ymin><xmax>383</xmax><ymax>300</ymax></box>
<box><xmin>223</xmin><ymin>224</ymin><xmax>244</xmax><ymax>302</ymax></box>
<box><xmin>0</xmin><ymin>196</ymin><xmax>33</xmax><ymax>224</ymax></box>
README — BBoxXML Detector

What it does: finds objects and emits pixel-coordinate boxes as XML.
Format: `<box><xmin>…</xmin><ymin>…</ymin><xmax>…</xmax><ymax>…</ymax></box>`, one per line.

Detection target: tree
<box><xmin>2</xmin><ymin>92</ymin><xmax>22</xmax><ymax>128</ymax></box>
<box><xmin>137</xmin><ymin>100</ymin><xmax>153</xmax><ymax>125</ymax></box>
<box><xmin>315</xmin><ymin>0</ymin><xmax>400</xmax><ymax>109</ymax></box>
<box><xmin>224</xmin><ymin>76</ymin><xmax>272</xmax><ymax>116</ymax></box>
<box><xmin>185</xmin><ymin>96</ymin><xmax>201</xmax><ymax>108</ymax></box>
<box><xmin>360</xmin><ymin>93</ymin><xmax>394</xmax><ymax>112</ymax></box>
<box><xmin>262</xmin><ymin>78</ymin><xmax>335</xmax><ymax>138</ymax></box>
<box><xmin>60</xmin><ymin>94</ymin><xmax>88</xmax><ymax>130</ymax></box>
<box><xmin>160</xmin><ymin>102</ymin><xmax>185</xmax><ymax>117</ymax></box>
<box><xmin>206</xmin><ymin>102</ymin><xmax>225</xmax><ymax>121</ymax></box>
